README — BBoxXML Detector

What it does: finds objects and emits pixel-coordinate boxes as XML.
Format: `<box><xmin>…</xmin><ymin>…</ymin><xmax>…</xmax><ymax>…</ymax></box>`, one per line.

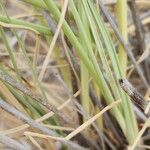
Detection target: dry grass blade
<box><xmin>65</xmin><ymin>100</ymin><xmax>121</xmax><ymax>140</ymax></box>
<box><xmin>43</xmin><ymin>124</ymin><xmax>74</xmax><ymax>131</ymax></box>
<box><xmin>0</xmin><ymin>98</ymin><xmax>58</xmax><ymax>137</ymax></box>
<box><xmin>137</xmin><ymin>145</ymin><xmax>150</xmax><ymax>149</ymax></box>
<box><xmin>61</xmin><ymin>32</ymin><xmax>80</xmax><ymax>82</ymax></box>
<box><xmin>128</xmin><ymin>16</ymin><xmax>150</xmax><ymax>34</ymax></box>
<box><xmin>24</xmin><ymin>100</ymin><xmax>120</xmax><ymax>143</ymax></box>
<box><xmin>127</xmin><ymin>43</ymin><xmax>150</xmax><ymax>77</ymax></box>
<box><xmin>25</xmin><ymin>132</ymin><xmax>86</xmax><ymax>150</ymax></box>
<box><xmin>39</xmin><ymin>0</ymin><xmax>68</xmax><ymax>81</ymax></box>
<box><xmin>145</xmin><ymin>88</ymin><xmax>150</xmax><ymax>100</ymax></box>
<box><xmin>24</xmin><ymin>132</ymin><xmax>65</xmax><ymax>141</ymax></box>
<box><xmin>0</xmin><ymin>70</ymin><xmax>72</xmax><ymax>126</ymax></box>
<box><xmin>27</xmin><ymin>135</ymin><xmax>44</xmax><ymax>150</ymax></box>
<box><xmin>128</xmin><ymin>118</ymin><xmax>150</xmax><ymax>150</ymax></box>
<box><xmin>0</xmin><ymin>90</ymin><xmax>80</xmax><ymax>135</ymax></box>
<box><xmin>0</xmin><ymin>99</ymin><xmax>85</xmax><ymax>149</ymax></box>
<box><xmin>0</xmin><ymin>134</ymin><xmax>28</xmax><ymax>150</ymax></box>
<box><xmin>129</xmin><ymin>0</ymin><xmax>150</xmax><ymax>83</ymax></box>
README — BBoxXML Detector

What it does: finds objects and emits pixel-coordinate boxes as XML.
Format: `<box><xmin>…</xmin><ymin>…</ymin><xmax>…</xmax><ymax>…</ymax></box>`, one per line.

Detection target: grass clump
<box><xmin>0</xmin><ymin>0</ymin><xmax>149</xmax><ymax>149</ymax></box>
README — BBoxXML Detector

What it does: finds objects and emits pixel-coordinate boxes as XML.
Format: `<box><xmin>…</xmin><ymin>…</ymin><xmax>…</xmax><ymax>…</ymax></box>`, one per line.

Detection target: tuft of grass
<box><xmin>1</xmin><ymin>0</ymin><xmax>148</xmax><ymax>149</ymax></box>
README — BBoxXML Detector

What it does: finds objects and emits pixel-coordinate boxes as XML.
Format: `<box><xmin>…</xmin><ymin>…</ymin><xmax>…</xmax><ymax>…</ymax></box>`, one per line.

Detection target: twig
<box><xmin>0</xmin><ymin>70</ymin><xmax>72</xmax><ymax>127</ymax></box>
<box><xmin>0</xmin><ymin>134</ymin><xmax>29</xmax><ymax>150</ymax></box>
<box><xmin>98</xmin><ymin>0</ymin><xmax>149</xmax><ymax>88</ymax></box>
<box><xmin>119</xmin><ymin>79</ymin><xmax>150</xmax><ymax>115</ymax></box>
